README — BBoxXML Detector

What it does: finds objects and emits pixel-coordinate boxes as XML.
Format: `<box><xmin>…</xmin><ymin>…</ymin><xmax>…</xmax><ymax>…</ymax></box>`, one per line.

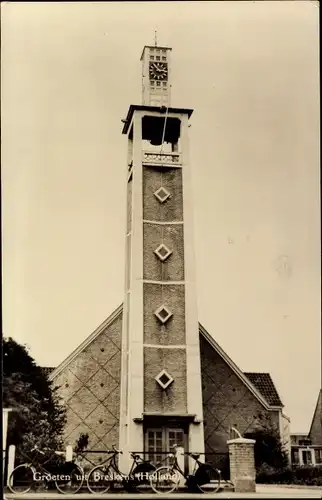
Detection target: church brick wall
<box><xmin>52</xmin><ymin>312</ymin><xmax>122</xmax><ymax>468</ymax></box>
<box><xmin>143</xmin><ymin>167</ymin><xmax>183</xmax><ymax>222</ymax></box>
<box><xmin>200</xmin><ymin>334</ymin><xmax>276</xmax><ymax>455</ymax></box>
<box><xmin>144</xmin><ymin>347</ymin><xmax>187</xmax><ymax>413</ymax></box>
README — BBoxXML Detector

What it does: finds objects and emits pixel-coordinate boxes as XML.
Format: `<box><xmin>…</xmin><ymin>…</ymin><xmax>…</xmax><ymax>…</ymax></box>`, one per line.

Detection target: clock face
<box><xmin>149</xmin><ymin>62</ymin><xmax>168</xmax><ymax>81</ymax></box>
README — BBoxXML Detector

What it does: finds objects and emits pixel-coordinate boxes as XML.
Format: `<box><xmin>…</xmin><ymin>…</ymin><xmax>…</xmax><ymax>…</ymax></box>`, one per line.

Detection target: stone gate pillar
<box><xmin>227</xmin><ymin>437</ymin><xmax>256</xmax><ymax>493</ymax></box>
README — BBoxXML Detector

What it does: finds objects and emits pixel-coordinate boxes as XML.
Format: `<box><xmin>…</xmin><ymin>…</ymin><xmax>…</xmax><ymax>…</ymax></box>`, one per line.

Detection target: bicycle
<box><xmin>8</xmin><ymin>445</ymin><xmax>84</xmax><ymax>495</ymax></box>
<box><xmin>86</xmin><ymin>444</ymin><xmax>156</xmax><ymax>494</ymax></box>
<box><xmin>150</xmin><ymin>445</ymin><xmax>221</xmax><ymax>494</ymax></box>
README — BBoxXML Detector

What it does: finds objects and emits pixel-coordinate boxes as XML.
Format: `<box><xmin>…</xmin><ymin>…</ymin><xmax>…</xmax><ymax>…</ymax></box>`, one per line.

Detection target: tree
<box><xmin>3</xmin><ymin>337</ymin><xmax>66</xmax><ymax>464</ymax></box>
<box><xmin>245</xmin><ymin>419</ymin><xmax>289</xmax><ymax>470</ymax></box>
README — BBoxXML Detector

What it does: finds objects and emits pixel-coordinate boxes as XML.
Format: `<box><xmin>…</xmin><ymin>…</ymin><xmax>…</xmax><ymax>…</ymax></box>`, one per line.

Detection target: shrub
<box><xmin>256</xmin><ymin>463</ymin><xmax>322</xmax><ymax>486</ymax></box>
<box><xmin>293</xmin><ymin>465</ymin><xmax>322</xmax><ymax>485</ymax></box>
<box><xmin>245</xmin><ymin>424</ymin><xmax>288</xmax><ymax>470</ymax></box>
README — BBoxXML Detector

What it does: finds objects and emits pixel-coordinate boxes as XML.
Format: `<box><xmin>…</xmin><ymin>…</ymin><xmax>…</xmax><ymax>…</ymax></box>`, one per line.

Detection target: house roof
<box><xmin>308</xmin><ymin>389</ymin><xmax>322</xmax><ymax>439</ymax></box>
<box><xmin>42</xmin><ymin>366</ymin><xmax>55</xmax><ymax>376</ymax></box>
<box><xmin>244</xmin><ymin>372</ymin><xmax>283</xmax><ymax>407</ymax></box>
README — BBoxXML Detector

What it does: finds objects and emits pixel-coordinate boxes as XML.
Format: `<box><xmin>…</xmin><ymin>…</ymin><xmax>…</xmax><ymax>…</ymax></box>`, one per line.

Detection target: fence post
<box><xmin>7</xmin><ymin>445</ymin><xmax>16</xmax><ymax>486</ymax></box>
<box><xmin>227</xmin><ymin>437</ymin><xmax>256</xmax><ymax>493</ymax></box>
<box><xmin>2</xmin><ymin>408</ymin><xmax>12</xmax><ymax>477</ymax></box>
<box><xmin>176</xmin><ymin>447</ymin><xmax>185</xmax><ymax>487</ymax></box>
<box><xmin>66</xmin><ymin>445</ymin><xmax>73</xmax><ymax>462</ymax></box>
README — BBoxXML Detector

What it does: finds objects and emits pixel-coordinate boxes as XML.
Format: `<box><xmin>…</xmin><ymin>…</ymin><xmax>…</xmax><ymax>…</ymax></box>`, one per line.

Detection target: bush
<box><xmin>245</xmin><ymin>424</ymin><xmax>288</xmax><ymax>470</ymax></box>
<box><xmin>256</xmin><ymin>463</ymin><xmax>322</xmax><ymax>486</ymax></box>
<box><xmin>293</xmin><ymin>465</ymin><xmax>322</xmax><ymax>485</ymax></box>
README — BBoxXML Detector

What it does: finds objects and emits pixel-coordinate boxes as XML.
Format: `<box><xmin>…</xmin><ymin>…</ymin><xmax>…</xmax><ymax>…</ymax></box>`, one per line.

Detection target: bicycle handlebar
<box><xmin>31</xmin><ymin>446</ymin><xmax>45</xmax><ymax>455</ymax></box>
<box><xmin>31</xmin><ymin>445</ymin><xmax>65</xmax><ymax>457</ymax></box>
<box><xmin>112</xmin><ymin>444</ymin><xmax>123</xmax><ymax>454</ymax></box>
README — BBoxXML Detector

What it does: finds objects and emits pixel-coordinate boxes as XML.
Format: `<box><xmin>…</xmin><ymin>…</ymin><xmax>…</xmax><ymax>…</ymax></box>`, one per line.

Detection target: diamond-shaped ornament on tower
<box><xmin>155</xmin><ymin>369</ymin><xmax>174</xmax><ymax>390</ymax></box>
<box><xmin>154</xmin><ymin>243</ymin><xmax>172</xmax><ymax>262</ymax></box>
<box><xmin>154</xmin><ymin>304</ymin><xmax>172</xmax><ymax>324</ymax></box>
<box><xmin>154</xmin><ymin>186</ymin><xmax>171</xmax><ymax>204</ymax></box>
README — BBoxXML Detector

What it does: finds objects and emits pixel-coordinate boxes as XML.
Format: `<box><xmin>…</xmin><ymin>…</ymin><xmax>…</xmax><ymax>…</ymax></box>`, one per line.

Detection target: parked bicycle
<box><xmin>8</xmin><ymin>445</ymin><xmax>84</xmax><ymax>494</ymax></box>
<box><xmin>86</xmin><ymin>444</ymin><xmax>156</xmax><ymax>494</ymax></box>
<box><xmin>150</xmin><ymin>445</ymin><xmax>221</xmax><ymax>494</ymax></box>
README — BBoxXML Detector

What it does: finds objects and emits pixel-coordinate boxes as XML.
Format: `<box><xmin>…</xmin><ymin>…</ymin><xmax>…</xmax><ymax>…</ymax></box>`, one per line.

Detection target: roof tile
<box><xmin>244</xmin><ymin>372</ymin><xmax>283</xmax><ymax>407</ymax></box>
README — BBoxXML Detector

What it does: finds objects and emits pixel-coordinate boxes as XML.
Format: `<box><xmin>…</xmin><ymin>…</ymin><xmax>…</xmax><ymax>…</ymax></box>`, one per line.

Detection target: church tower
<box><xmin>119</xmin><ymin>44</ymin><xmax>204</xmax><ymax>471</ymax></box>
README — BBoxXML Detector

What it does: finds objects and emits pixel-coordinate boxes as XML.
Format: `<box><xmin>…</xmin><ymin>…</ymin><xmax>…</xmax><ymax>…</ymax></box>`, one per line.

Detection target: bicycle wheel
<box><xmin>55</xmin><ymin>462</ymin><xmax>84</xmax><ymax>494</ymax></box>
<box><xmin>150</xmin><ymin>466</ymin><xmax>179</xmax><ymax>494</ymax></box>
<box><xmin>87</xmin><ymin>464</ymin><xmax>113</xmax><ymax>494</ymax></box>
<box><xmin>194</xmin><ymin>463</ymin><xmax>221</xmax><ymax>493</ymax></box>
<box><xmin>130</xmin><ymin>462</ymin><xmax>156</xmax><ymax>493</ymax></box>
<box><xmin>8</xmin><ymin>464</ymin><xmax>34</xmax><ymax>494</ymax></box>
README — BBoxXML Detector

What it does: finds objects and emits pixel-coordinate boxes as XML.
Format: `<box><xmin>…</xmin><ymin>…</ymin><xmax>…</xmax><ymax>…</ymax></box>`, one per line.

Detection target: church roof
<box><xmin>199</xmin><ymin>324</ymin><xmax>283</xmax><ymax>410</ymax></box>
<box><xmin>48</xmin><ymin>304</ymin><xmax>284</xmax><ymax>411</ymax></box>
<box><xmin>49</xmin><ymin>304</ymin><xmax>123</xmax><ymax>381</ymax></box>
<box><xmin>243</xmin><ymin>372</ymin><xmax>283</xmax><ymax>407</ymax></box>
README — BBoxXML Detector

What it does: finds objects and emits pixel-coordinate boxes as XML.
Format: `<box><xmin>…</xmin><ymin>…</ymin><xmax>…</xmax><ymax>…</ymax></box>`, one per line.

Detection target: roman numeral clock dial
<box><xmin>149</xmin><ymin>62</ymin><xmax>168</xmax><ymax>81</ymax></box>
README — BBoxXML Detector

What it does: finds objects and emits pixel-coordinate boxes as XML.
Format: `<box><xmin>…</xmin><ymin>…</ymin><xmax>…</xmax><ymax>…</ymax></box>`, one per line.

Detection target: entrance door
<box><xmin>145</xmin><ymin>427</ymin><xmax>185</xmax><ymax>467</ymax></box>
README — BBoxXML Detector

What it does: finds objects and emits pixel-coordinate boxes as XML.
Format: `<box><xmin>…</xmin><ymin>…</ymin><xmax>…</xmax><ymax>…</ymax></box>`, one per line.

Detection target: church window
<box><xmin>162</xmin><ymin>56</ymin><xmax>166</xmax><ymax>61</ymax></box>
<box><xmin>156</xmin><ymin>56</ymin><xmax>160</xmax><ymax>61</ymax></box>
<box><xmin>154</xmin><ymin>304</ymin><xmax>172</xmax><ymax>324</ymax></box>
<box><xmin>156</xmin><ymin>81</ymin><xmax>161</xmax><ymax>86</ymax></box>
<box><xmin>150</xmin><ymin>55</ymin><xmax>154</xmax><ymax>60</ymax></box>
<box><xmin>154</xmin><ymin>243</ymin><xmax>172</xmax><ymax>262</ymax></box>
<box><xmin>155</xmin><ymin>369</ymin><xmax>174</xmax><ymax>390</ymax></box>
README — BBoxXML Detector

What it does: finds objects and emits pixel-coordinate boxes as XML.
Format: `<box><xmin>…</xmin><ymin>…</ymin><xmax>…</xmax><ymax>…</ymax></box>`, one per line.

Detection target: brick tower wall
<box><xmin>142</xmin><ymin>165</ymin><xmax>187</xmax><ymax>414</ymax></box>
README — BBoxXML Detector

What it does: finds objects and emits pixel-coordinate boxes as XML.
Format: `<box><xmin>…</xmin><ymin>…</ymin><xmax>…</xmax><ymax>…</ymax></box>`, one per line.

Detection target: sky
<box><xmin>1</xmin><ymin>1</ymin><xmax>320</xmax><ymax>433</ymax></box>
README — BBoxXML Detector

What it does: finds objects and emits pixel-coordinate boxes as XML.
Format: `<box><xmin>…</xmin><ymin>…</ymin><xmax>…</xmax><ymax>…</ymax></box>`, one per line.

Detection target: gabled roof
<box><xmin>48</xmin><ymin>304</ymin><xmax>122</xmax><ymax>381</ymax></box>
<box><xmin>308</xmin><ymin>389</ymin><xmax>322</xmax><ymax>440</ymax></box>
<box><xmin>47</xmin><ymin>303</ymin><xmax>283</xmax><ymax>411</ymax></box>
<box><xmin>244</xmin><ymin>372</ymin><xmax>283</xmax><ymax>407</ymax></box>
<box><xmin>199</xmin><ymin>323</ymin><xmax>282</xmax><ymax>410</ymax></box>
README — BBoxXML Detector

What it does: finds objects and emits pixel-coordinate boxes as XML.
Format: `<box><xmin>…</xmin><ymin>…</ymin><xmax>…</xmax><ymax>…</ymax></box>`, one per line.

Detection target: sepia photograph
<box><xmin>2</xmin><ymin>1</ymin><xmax>320</xmax><ymax>497</ymax></box>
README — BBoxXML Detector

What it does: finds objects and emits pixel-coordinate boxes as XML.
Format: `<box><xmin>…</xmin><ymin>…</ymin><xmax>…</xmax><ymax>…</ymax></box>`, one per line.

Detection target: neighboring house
<box><xmin>47</xmin><ymin>305</ymin><xmax>290</xmax><ymax>467</ymax></box>
<box><xmin>291</xmin><ymin>390</ymin><xmax>322</xmax><ymax>467</ymax></box>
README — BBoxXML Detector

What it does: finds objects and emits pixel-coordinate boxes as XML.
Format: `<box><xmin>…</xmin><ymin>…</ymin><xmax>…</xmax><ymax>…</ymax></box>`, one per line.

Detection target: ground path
<box><xmin>4</xmin><ymin>484</ymin><xmax>322</xmax><ymax>499</ymax></box>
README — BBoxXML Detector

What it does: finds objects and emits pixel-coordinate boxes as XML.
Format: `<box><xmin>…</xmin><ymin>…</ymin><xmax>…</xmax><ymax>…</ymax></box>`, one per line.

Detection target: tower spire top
<box><xmin>154</xmin><ymin>30</ymin><xmax>157</xmax><ymax>46</ymax></box>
